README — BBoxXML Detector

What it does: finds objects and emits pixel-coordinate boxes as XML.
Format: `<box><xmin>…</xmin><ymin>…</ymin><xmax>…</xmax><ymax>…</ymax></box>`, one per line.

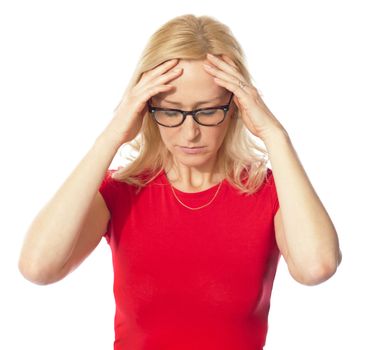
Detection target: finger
<box><xmin>135</xmin><ymin>62</ymin><xmax>182</xmax><ymax>107</ymax></box>
<box><xmin>141</xmin><ymin>59</ymin><xmax>179</xmax><ymax>81</ymax></box>
<box><xmin>220</xmin><ymin>55</ymin><xmax>255</xmax><ymax>91</ymax></box>
<box><xmin>137</xmin><ymin>60</ymin><xmax>179</xmax><ymax>90</ymax></box>
<box><xmin>203</xmin><ymin>63</ymin><xmax>241</xmax><ymax>87</ymax></box>
<box><xmin>203</xmin><ymin>60</ymin><xmax>244</xmax><ymax>87</ymax></box>
<box><xmin>206</xmin><ymin>53</ymin><xmax>244</xmax><ymax>81</ymax></box>
<box><xmin>212</xmin><ymin>77</ymin><xmax>251</xmax><ymax>106</ymax></box>
<box><xmin>145</xmin><ymin>84</ymin><xmax>175</xmax><ymax>104</ymax></box>
<box><xmin>221</xmin><ymin>54</ymin><xmax>238</xmax><ymax>69</ymax></box>
<box><xmin>152</xmin><ymin>67</ymin><xmax>183</xmax><ymax>87</ymax></box>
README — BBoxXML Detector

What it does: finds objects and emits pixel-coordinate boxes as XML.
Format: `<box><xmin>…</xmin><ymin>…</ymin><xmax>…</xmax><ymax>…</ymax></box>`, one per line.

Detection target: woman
<box><xmin>18</xmin><ymin>14</ymin><xmax>342</xmax><ymax>350</ymax></box>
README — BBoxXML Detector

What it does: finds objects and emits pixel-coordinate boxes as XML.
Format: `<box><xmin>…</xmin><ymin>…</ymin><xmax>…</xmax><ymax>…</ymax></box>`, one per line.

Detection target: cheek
<box><xmin>216</xmin><ymin>128</ymin><xmax>231</xmax><ymax>150</ymax></box>
<box><xmin>215</xmin><ymin>121</ymin><xmax>231</xmax><ymax>142</ymax></box>
<box><xmin>158</xmin><ymin>128</ymin><xmax>176</xmax><ymax>147</ymax></box>
<box><xmin>205</xmin><ymin>129</ymin><xmax>227</xmax><ymax>150</ymax></box>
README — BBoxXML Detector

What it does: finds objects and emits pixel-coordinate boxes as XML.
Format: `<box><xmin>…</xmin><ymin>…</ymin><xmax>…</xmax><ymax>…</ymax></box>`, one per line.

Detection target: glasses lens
<box><xmin>154</xmin><ymin>109</ymin><xmax>225</xmax><ymax>126</ymax></box>
<box><xmin>154</xmin><ymin>110</ymin><xmax>183</xmax><ymax>127</ymax></box>
<box><xmin>195</xmin><ymin>109</ymin><xmax>225</xmax><ymax>125</ymax></box>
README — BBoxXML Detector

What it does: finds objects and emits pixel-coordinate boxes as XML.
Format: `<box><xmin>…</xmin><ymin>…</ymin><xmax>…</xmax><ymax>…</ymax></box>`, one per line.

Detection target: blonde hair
<box><xmin>111</xmin><ymin>14</ymin><xmax>270</xmax><ymax>195</ymax></box>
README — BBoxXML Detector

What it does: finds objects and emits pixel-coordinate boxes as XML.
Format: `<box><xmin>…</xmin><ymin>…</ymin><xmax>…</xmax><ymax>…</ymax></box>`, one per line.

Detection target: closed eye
<box><xmin>163</xmin><ymin>111</ymin><xmax>179</xmax><ymax>116</ymax></box>
<box><xmin>198</xmin><ymin>109</ymin><xmax>218</xmax><ymax>115</ymax></box>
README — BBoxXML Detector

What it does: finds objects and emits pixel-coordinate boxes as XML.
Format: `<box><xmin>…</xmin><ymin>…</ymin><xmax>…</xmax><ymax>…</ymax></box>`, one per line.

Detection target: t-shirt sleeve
<box><xmin>266</xmin><ymin>168</ymin><xmax>280</xmax><ymax>217</ymax></box>
<box><xmin>98</xmin><ymin>168</ymin><xmax>117</xmax><ymax>242</ymax></box>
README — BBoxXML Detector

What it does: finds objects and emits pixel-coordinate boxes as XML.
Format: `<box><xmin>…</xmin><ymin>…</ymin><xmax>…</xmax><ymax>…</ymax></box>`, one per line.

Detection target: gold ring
<box><xmin>238</xmin><ymin>80</ymin><xmax>247</xmax><ymax>89</ymax></box>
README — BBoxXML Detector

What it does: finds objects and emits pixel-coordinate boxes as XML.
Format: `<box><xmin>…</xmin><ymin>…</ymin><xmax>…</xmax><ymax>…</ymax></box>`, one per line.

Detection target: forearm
<box><xmin>18</xmin><ymin>131</ymin><xmax>123</xmax><ymax>279</ymax></box>
<box><xmin>264</xmin><ymin>129</ymin><xmax>341</xmax><ymax>280</ymax></box>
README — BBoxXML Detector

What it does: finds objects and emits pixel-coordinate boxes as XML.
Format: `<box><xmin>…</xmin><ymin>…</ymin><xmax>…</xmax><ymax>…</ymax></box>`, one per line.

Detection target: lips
<box><xmin>178</xmin><ymin>146</ymin><xmax>205</xmax><ymax>154</ymax></box>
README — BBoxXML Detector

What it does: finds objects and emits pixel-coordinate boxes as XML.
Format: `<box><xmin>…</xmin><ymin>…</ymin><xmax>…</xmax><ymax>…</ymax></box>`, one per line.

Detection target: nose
<box><xmin>181</xmin><ymin>112</ymin><xmax>200</xmax><ymax>139</ymax></box>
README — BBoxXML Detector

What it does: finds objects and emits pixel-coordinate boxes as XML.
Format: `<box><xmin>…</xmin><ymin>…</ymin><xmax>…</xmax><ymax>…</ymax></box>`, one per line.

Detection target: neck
<box><xmin>165</xmin><ymin>156</ymin><xmax>223</xmax><ymax>192</ymax></box>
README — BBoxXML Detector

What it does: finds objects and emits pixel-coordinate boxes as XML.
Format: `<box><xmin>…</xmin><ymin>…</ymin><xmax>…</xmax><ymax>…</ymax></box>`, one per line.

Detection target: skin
<box><xmin>151</xmin><ymin>52</ymin><xmax>342</xmax><ymax>285</ymax></box>
<box><xmin>198</xmin><ymin>53</ymin><xmax>342</xmax><ymax>284</ymax></box>
<box><xmin>150</xmin><ymin>59</ymin><xmax>236</xmax><ymax>192</ymax></box>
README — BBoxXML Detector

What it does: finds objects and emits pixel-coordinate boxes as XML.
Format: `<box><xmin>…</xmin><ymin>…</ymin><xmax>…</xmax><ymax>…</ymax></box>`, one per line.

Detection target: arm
<box><xmin>18</xmin><ymin>132</ymin><xmax>124</xmax><ymax>285</ymax></box>
<box><xmin>265</xmin><ymin>129</ymin><xmax>342</xmax><ymax>286</ymax></box>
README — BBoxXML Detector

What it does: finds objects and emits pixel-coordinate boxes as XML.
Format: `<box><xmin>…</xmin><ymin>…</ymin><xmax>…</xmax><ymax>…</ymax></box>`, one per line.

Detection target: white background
<box><xmin>1</xmin><ymin>0</ymin><xmax>369</xmax><ymax>349</ymax></box>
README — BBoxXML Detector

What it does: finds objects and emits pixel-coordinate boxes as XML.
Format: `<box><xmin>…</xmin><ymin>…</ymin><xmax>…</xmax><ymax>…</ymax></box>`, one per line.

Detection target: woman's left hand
<box><xmin>203</xmin><ymin>53</ymin><xmax>285</xmax><ymax>141</ymax></box>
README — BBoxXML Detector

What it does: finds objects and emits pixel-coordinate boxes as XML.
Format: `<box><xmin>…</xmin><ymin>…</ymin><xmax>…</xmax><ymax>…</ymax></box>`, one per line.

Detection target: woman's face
<box><xmin>150</xmin><ymin>59</ymin><xmax>234</xmax><ymax>171</ymax></box>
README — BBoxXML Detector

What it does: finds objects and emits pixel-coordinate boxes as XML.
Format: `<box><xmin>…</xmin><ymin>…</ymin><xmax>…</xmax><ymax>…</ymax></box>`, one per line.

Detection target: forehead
<box><xmin>152</xmin><ymin>59</ymin><xmax>226</xmax><ymax>102</ymax></box>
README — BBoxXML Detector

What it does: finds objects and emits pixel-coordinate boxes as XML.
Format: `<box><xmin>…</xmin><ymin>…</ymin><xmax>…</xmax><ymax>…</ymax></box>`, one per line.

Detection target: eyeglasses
<box><xmin>147</xmin><ymin>92</ymin><xmax>234</xmax><ymax>127</ymax></box>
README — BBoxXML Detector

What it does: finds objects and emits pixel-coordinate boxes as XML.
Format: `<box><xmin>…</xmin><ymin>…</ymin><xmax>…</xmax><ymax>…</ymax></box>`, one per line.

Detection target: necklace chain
<box><xmin>169</xmin><ymin>181</ymin><xmax>223</xmax><ymax>210</ymax></box>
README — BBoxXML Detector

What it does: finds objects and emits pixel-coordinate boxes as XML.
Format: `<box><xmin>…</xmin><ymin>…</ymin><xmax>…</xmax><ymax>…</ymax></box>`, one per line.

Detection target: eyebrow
<box><xmin>162</xmin><ymin>94</ymin><xmax>225</xmax><ymax>107</ymax></box>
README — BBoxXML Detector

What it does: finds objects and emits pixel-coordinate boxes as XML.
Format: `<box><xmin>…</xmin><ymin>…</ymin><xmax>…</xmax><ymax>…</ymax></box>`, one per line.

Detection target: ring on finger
<box><xmin>238</xmin><ymin>80</ymin><xmax>248</xmax><ymax>89</ymax></box>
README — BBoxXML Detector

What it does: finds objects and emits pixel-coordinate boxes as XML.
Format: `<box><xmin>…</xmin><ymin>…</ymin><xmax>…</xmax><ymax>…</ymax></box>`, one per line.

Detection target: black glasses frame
<box><xmin>147</xmin><ymin>92</ymin><xmax>234</xmax><ymax>127</ymax></box>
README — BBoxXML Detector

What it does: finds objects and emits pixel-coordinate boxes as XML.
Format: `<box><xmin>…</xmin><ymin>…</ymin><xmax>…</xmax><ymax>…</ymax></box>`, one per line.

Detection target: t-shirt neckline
<box><xmin>159</xmin><ymin>169</ymin><xmax>226</xmax><ymax>197</ymax></box>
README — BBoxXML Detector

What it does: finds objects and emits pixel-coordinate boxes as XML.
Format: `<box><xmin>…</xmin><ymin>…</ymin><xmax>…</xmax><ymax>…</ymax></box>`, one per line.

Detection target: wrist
<box><xmin>262</xmin><ymin>127</ymin><xmax>290</xmax><ymax>147</ymax></box>
<box><xmin>95</xmin><ymin>130</ymin><xmax>125</xmax><ymax>151</ymax></box>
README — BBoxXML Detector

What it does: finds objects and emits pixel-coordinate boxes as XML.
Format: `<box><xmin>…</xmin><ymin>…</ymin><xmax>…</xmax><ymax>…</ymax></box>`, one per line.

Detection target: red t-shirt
<box><xmin>99</xmin><ymin>167</ymin><xmax>281</xmax><ymax>350</ymax></box>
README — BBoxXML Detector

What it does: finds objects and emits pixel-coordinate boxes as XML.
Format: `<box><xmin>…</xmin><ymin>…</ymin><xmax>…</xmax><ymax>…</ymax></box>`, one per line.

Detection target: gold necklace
<box><xmin>169</xmin><ymin>181</ymin><xmax>223</xmax><ymax>210</ymax></box>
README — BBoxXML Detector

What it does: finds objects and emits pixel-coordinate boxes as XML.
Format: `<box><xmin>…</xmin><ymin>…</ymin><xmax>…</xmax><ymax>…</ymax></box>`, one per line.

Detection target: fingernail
<box><xmin>173</xmin><ymin>68</ymin><xmax>182</xmax><ymax>72</ymax></box>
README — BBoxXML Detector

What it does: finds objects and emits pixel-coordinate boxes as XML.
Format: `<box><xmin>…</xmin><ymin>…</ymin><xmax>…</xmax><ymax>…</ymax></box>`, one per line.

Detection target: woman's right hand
<box><xmin>102</xmin><ymin>58</ymin><xmax>183</xmax><ymax>145</ymax></box>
